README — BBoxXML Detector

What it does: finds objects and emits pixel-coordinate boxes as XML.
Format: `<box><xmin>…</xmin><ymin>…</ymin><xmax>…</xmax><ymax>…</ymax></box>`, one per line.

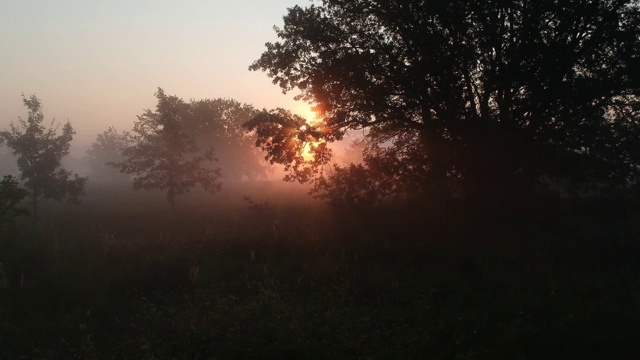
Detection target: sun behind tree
<box><xmin>244</xmin><ymin>108</ymin><xmax>331</xmax><ymax>183</ymax></box>
<box><xmin>249</xmin><ymin>0</ymin><xmax>640</xmax><ymax>205</ymax></box>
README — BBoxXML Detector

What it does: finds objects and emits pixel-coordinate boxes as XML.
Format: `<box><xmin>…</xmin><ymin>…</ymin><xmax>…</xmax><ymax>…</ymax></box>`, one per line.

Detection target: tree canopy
<box><xmin>87</xmin><ymin>127</ymin><xmax>132</xmax><ymax>183</ymax></box>
<box><xmin>0</xmin><ymin>95</ymin><xmax>86</xmax><ymax>221</ymax></box>
<box><xmin>245</xmin><ymin>108</ymin><xmax>329</xmax><ymax>183</ymax></box>
<box><xmin>184</xmin><ymin>98</ymin><xmax>269</xmax><ymax>181</ymax></box>
<box><xmin>250</xmin><ymin>0</ymin><xmax>640</xmax><ymax>204</ymax></box>
<box><xmin>110</xmin><ymin>89</ymin><xmax>222</xmax><ymax>210</ymax></box>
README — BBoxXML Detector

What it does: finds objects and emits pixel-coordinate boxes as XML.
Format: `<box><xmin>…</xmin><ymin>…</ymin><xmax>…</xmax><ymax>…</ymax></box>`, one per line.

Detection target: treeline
<box><xmin>0</xmin><ymin>89</ymin><xmax>281</xmax><ymax>223</ymax></box>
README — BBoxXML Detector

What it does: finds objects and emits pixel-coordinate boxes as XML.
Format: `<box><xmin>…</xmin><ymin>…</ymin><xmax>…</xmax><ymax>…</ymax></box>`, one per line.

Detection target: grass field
<box><xmin>1</xmin><ymin>182</ymin><xmax>639</xmax><ymax>359</ymax></box>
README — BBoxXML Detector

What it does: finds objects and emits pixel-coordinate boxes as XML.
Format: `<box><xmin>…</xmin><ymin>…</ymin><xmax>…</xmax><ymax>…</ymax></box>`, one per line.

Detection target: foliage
<box><xmin>0</xmin><ymin>95</ymin><xmax>86</xmax><ymax>221</ymax></box>
<box><xmin>250</xmin><ymin>0</ymin><xmax>640</xmax><ymax>203</ymax></box>
<box><xmin>0</xmin><ymin>175</ymin><xmax>29</xmax><ymax>228</ymax></box>
<box><xmin>110</xmin><ymin>89</ymin><xmax>222</xmax><ymax>210</ymax></box>
<box><xmin>245</xmin><ymin>108</ymin><xmax>332</xmax><ymax>183</ymax></box>
<box><xmin>185</xmin><ymin>98</ymin><xmax>270</xmax><ymax>181</ymax></box>
<box><xmin>314</xmin><ymin>162</ymin><xmax>388</xmax><ymax>209</ymax></box>
<box><xmin>86</xmin><ymin>127</ymin><xmax>132</xmax><ymax>183</ymax></box>
<box><xmin>315</xmin><ymin>130</ymin><xmax>440</xmax><ymax>207</ymax></box>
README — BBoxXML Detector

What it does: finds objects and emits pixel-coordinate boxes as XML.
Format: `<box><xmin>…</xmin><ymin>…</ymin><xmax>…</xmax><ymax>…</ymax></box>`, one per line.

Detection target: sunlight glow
<box><xmin>297</xmin><ymin>106</ymin><xmax>323</xmax><ymax>161</ymax></box>
<box><xmin>301</xmin><ymin>142</ymin><xmax>314</xmax><ymax>161</ymax></box>
<box><xmin>304</xmin><ymin>108</ymin><xmax>321</xmax><ymax>126</ymax></box>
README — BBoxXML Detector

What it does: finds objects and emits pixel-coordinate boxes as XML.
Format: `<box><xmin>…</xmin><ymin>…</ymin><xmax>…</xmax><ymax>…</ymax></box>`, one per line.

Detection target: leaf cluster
<box><xmin>244</xmin><ymin>108</ymin><xmax>331</xmax><ymax>183</ymax></box>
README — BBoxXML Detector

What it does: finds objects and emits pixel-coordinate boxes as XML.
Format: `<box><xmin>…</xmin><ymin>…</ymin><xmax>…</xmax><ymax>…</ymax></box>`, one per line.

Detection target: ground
<box><xmin>1</xmin><ymin>182</ymin><xmax>639</xmax><ymax>359</ymax></box>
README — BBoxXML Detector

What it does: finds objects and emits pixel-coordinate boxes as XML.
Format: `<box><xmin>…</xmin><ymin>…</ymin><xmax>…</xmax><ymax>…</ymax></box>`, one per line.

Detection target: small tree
<box><xmin>87</xmin><ymin>127</ymin><xmax>132</xmax><ymax>184</ymax></box>
<box><xmin>111</xmin><ymin>89</ymin><xmax>222</xmax><ymax>210</ymax></box>
<box><xmin>0</xmin><ymin>95</ymin><xmax>86</xmax><ymax>222</ymax></box>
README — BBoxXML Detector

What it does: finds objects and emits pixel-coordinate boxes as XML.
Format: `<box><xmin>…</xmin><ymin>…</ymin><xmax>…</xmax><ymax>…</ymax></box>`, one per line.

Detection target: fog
<box><xmin>0</xmin><ymin>0</ymin><xmax>312</xmax><ymax>150</ymax></box>
<box><xmin>0</xmin><ymin>0</ymin><xmax>333</xmax><ymax>212</ymax></box>
<box><xmin>1</xmin><ymin>1</ymin><xmax>639</xmax><ymax>358</ymax></box>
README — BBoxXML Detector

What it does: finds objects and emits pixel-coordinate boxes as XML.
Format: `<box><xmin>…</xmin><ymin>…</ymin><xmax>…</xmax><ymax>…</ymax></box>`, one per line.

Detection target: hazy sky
<box><xmin>0</xmin><ymin>0</ymin><xmax>312</xmax><ymax>148</ymax></box>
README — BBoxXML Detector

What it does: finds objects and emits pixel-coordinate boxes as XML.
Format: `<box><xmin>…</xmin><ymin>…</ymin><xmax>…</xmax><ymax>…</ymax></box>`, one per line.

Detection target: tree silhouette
<box><xmin>87</xmin><ymin>127</ymin><xmax>132</xmax><ymax>184</ymax></box>
<box><xmin>184</xmin><ymin>98</ymin><xmax>269</xmax><ymax>181</ymax></box>
<box><xmin>0</xmin><ymin>95</ymin><xmax>86</xmax><ymax>222</ymax></box>
<box><xmin>244</xmin><ymin>108</ymin><xmax>331</xmax><ymax>183</ymax></box>
<box><xmin>314</xmin><ymin>131</ymin><xmax>432</xmax><ymax>207</ymax></box>
<box><xmin>250</xmin><ymin>0</ymin><xmax>640</xmax><ymax>203</ymax></box>
<box><xmin>110</xmin><ymin>89</ymin><xmax>222</xmax><ymax>210</ymax></box>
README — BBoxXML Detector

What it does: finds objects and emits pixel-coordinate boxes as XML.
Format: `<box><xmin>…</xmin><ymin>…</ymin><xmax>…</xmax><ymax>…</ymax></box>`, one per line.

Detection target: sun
<box><xmin>298</xmin><ymin>107</ymin><xmax>322</xmax><ymax>161</ymax></box>
<box><xmin>301</xmin><ymin>143</ymin><xmax>314</xmax><ymax>161</ymax></box>
<box><xmin>292</xmin><ymin>102</ymin><xmax>319</xmax><ymax>124</ymax></box>
<box><xmin>304</xmin><ymin>108</ymin><xmax>321</xmax><ymax>126</ymax></box>
<box><xmin>299</xmin><ymin>124</ymin><xmax>315</xmax><ymax>161</ymax></box>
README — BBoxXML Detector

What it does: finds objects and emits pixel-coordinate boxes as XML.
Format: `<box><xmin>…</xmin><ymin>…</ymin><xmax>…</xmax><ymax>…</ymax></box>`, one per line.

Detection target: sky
<box><xmin>0</xmin><ymin>0</ymin><xmax>314</xmax><ymax>149</ymax></box>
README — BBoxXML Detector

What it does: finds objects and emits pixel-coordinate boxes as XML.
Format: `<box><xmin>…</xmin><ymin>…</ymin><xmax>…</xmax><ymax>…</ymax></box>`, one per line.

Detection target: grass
<box><xmin>1</xmin><ymin>183</ymin><xmax>639</xmax><ymax>359</ymax></box>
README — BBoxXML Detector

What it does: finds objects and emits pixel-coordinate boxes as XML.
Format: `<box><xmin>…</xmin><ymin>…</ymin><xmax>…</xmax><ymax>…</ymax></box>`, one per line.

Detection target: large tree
<box><xmin>111</xmin><ymin>89</ymin><xmax>222</xmax><ymax>210</ymax></box>
<box><xmin>249</xmin><ymin>0</ymin><xmax>640</xmax><ymax>204</ymax></box>
<box><xmin>0</xmin><ymin>95</ymin><xmax>86</xmax><ymax>221</ymax></box>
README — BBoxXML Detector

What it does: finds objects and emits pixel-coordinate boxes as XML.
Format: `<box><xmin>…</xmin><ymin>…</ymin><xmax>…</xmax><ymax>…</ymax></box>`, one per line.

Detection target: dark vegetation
<box><xmin>2</xmin><ymin>0</ymin><xmax>640</xmax><ymax>358</ymax></box>
<box><xmin>249</xmin><ymin>0</ymin><xmax>640</xmax><ymax>205</ymax></box>
<box><xmin>1</xmin><ymin>185</ymin><xmax>639</xmax><ymax>359</ymax></box>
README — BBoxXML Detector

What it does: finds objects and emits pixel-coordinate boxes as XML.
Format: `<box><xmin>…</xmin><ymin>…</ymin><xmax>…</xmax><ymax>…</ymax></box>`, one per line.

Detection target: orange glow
<box><xmin>301</xmin><ymin>136</ymin><xmax>326</xmax><ymax>161</ymax></box>
<box><xmin>301</xmin><ymin>142</ymin><xmax>314</xmax><ymax>161</ymax></box>
<box><xmin>298</xmin><ymin>106</ymin><xmax>323</xmax><ymax>161</ymax></box>
<box><xmin>304</xmin><ymin>108</ymin><xmax>321</xmax><ymax>126</ymax></box>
